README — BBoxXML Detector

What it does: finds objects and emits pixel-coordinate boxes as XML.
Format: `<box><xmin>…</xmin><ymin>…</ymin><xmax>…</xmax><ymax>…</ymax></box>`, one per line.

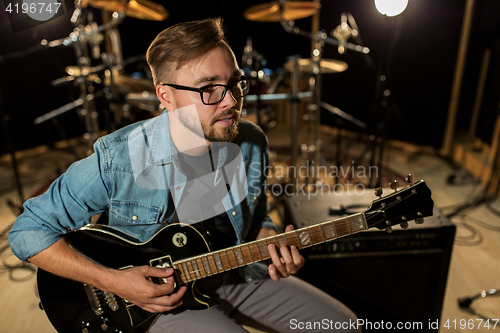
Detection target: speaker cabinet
<box><xmin>284</xmin><ymin>192</ymin><xmax>455</xmax><ymax>332</ymax></box>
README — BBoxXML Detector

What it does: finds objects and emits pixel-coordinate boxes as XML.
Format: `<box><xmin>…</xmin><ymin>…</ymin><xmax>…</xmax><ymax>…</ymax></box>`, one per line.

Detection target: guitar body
<box><xmin>37</xmin><ymin>223</ymin><xmax>212</xmax><ymax>333</ymax></box>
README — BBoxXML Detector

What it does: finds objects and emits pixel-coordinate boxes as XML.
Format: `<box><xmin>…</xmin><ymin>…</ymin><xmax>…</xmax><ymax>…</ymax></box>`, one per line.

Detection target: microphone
<box><xmin>331</xmin><ymin>13</ymin><xmax>357</xmax><ymax>54</ymax></box>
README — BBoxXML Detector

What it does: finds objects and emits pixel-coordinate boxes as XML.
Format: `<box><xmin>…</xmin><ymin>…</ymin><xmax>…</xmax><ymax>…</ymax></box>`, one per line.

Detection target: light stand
<box><xmin>348</xmin><ymin>2</ymin><xmax>407</xmax><ymax>188</ymax></box>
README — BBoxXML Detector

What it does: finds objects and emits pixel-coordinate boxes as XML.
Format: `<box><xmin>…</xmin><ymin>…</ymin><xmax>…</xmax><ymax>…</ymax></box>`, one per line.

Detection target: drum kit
<box><xmin>8</xmin><ymin>0</ymin><xmax>369</xmax><ymax>184</ymax></box>
<box><xmin>30</xmin><ymin>0</ymin><xmax>168</xmax><ymax>155</ymax></box>
<box><xmin>242</xmin><ymin>0</ymin><xmax>369</xmax><ymax>187</ymax></box>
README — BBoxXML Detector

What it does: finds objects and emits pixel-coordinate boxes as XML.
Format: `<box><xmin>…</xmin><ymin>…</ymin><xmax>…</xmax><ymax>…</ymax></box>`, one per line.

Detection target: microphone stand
<box><xmin>279</xmin><ymin>11</ymin><xmax>369</xmax><ymax>186</ymax></box>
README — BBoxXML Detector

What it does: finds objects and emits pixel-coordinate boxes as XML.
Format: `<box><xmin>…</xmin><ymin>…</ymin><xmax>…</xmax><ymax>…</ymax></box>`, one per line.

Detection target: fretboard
<box><xmin>173</xmin><ymin>212</ymin><xmax>367</xmax><ymax>284</ymax></box>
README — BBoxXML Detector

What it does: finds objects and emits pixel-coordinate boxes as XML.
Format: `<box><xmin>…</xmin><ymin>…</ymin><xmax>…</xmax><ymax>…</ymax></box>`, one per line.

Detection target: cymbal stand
<box><xmin>72</xmin><ymin>12</ymin><xmax>100</xmax><ymax>155</ymax></box>
<box><xmin>288</xmin><ymin>55</ymin><xmax>300</xmax><ymax>190</ymax></box>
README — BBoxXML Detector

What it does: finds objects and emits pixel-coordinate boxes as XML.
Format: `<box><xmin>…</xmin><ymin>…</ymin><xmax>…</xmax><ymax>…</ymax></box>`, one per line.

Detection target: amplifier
<box><xmin>284</xmin><ymin>191</ymin><xmax>455</xmax><ymax>332</ymax></box>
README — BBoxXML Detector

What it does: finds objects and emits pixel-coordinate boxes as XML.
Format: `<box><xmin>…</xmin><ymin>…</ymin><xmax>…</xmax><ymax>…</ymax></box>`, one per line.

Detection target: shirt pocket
<box><xmin>109</xmin><ymin>200</ymin><xmax>161</xmax><ymax>225</ymax></box>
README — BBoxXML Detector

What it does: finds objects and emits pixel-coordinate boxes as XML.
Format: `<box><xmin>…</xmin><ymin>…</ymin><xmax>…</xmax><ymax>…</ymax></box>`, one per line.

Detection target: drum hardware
<box><xmin>289</xmin><ymin>55</ymin><xmax>301</xmax><ymax>190</ymax></box>
<box><xmin>245</xmin><ymin>1</ymin><xmax>370</xmax><ymax>187</ymax></box>
<box><xmin>34</xmin><ymin>99</ymin><xmax>85</xmax><ymax>125</ymax></box>
<box><xmin>241</xmin><ymin>37</ymin><xmax>276</xmax><ymax>132</ymax></box>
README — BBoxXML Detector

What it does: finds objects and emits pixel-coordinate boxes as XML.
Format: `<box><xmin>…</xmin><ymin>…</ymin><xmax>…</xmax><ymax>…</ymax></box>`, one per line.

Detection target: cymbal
<box><xmin>244</xmin><ymin>1</ymin><xmax>320</xmax><ymax>22</ymax></box>
<box><xmin>83</xmin><ymin>0</ymin><xmax>168</xmax><ymax>21</ymax></box>
<box><xmin>284</xmin><ymin>58</ymin><xmax>348</xmax><ymax>74</ymax></box>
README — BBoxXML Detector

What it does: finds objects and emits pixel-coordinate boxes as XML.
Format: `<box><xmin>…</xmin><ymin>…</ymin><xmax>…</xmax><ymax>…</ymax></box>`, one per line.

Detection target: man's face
<box><xmin>167</xmin><ymin>46</ymin><xmax>243</xmax><ymax>143</ymax></box>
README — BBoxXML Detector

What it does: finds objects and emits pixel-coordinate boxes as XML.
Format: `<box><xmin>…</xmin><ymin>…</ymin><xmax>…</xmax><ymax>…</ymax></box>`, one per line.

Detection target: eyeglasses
<box><xmin>161</xmin><ymin>76</ymin><xmax>252</xmax><ymax>105</ymax></box>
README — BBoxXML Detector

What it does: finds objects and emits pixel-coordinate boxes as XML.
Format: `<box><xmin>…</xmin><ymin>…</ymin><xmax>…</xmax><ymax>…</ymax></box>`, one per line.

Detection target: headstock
<box><xmin>364</xmin><ymin>176</ymin><xmax>434</xmax><ymax>232</ymax></box>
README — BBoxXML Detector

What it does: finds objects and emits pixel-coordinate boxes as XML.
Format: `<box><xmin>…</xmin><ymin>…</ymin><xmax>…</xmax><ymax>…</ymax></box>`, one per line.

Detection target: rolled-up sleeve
<box><xmin>8</xmin><ymin>141</ymin><xmax>110</xmax><ymax>261</ymax></box>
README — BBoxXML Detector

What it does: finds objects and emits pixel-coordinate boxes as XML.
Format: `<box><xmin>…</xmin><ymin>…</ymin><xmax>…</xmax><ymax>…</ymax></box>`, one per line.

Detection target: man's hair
<box><xmin>146</xmin><ymin>17</ymin><xmax>231</xmax><ymax>86</ymax></box>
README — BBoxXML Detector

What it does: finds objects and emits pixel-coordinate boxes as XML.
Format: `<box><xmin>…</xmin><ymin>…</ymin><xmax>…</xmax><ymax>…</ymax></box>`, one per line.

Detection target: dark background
<box><xmin>1</xmin><ymin>0</ymin><xmax>500</xmax><ymax>156</ymax></box>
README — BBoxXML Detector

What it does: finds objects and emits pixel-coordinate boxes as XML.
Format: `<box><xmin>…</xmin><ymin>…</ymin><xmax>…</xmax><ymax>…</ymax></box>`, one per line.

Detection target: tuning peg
<box><xmin>390</xmin><ymin>180</ymin><xmax>399</xmax><ymax>192</ymax></box>
<box><xmin>415</xmin><ymin>218</ymin><xmax>424</xmax><ymax>224</ymax></box>
<box><xmin>374</xmin><ymin>187</ymin><xmax>383</xmax><ymax>198</ymax></box>
<box><xmin>405</xmin><ymin>174</ymin><xmax>413</xmax><ymax>185</ymax></box>
<box><xmin>384</xmin><ymin>227</ymin><xmax>393</xmax><ymax>233</ymax></box>
<box><xmin>400</xmin><ymin>222</ymin><xmax>409</xmax><ymax>229</ymax></box>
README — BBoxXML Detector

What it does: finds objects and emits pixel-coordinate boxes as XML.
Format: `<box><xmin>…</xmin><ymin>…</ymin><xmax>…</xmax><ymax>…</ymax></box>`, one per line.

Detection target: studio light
<box><xmin>374</xmin><ymin>0</ymin><xmax>408</xmax><ymax>17</ymax></box>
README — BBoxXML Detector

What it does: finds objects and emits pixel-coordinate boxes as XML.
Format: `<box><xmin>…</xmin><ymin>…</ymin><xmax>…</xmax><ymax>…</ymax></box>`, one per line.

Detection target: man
<box><xmin>9</xmin><ymin>18</ymin><xmax>360</xmax><ymax>332</ymax></box>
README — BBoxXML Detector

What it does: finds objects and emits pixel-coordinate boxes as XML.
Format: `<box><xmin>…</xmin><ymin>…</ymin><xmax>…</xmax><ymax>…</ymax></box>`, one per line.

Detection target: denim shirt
<box><xmin>9</xmin><ymin>112</ymin><xmax>276</xmax><ymax>263</ymax></box>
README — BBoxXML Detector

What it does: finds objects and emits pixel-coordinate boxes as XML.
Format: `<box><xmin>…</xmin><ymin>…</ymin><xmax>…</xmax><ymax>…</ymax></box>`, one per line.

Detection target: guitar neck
<box><xmin>173</xmin><ymin>212</ymin><xmax>368</xmax><ymax>284</ymax></box>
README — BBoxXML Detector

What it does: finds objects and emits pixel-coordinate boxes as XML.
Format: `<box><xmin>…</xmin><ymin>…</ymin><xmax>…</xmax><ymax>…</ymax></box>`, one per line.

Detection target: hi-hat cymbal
<box><xmin>83</xmin><ymin>0</ymin><xmax>168</xmax><ymax>21</ymax></box>
<box><xmin>284</xmin><ymin>58</ymin><xmax>348</xmax><ymax>74</ymax></box>
<box><xmin>244</xmin><ymin>1</ymin><xmax>320</xmax><ymax>22</ymax></box>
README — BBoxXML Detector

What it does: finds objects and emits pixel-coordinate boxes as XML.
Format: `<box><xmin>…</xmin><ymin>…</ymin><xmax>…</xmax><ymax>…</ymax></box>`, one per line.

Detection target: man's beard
<box><xmin>178</xmin><ymin>109</ymin><xmax>241</xmax><ymax>142</ymax></box>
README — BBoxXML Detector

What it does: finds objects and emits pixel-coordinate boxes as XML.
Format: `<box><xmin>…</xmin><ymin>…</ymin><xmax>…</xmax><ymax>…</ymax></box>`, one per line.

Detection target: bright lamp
<box><xmin>375</xmin><ymin>0</ymin><xmax>409</xmax><ymax>17</ymax></box>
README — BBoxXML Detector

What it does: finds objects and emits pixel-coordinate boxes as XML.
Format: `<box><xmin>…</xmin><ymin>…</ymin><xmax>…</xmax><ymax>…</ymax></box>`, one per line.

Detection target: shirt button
<box><xmin>232</xmin><ymin>211</ymin><xmax>236</xmax><ymax>216</ymax></box>
<box><xmin>253</xmin><ymin>196</ymin><xmax>258</xmax><ymax>201</ymax></box>
<box><xmin>132</xmin><ymin>215</ymin><xmax>138</xmax><ymax>221</ymax></box>
<box><xmin>175</xmin><ymin>186</ymin><xmax>180</xmax><ymax>190</ymax></box>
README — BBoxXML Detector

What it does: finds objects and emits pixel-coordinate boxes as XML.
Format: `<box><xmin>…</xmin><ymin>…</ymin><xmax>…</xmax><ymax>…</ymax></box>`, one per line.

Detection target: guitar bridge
<box><xmin>83</xmin><ymin>283</ymin><xmax>104</xmax><ymax>316</ymax></box>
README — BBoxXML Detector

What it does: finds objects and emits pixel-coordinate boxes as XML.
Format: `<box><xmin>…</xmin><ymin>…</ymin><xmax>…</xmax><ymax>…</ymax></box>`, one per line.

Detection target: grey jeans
<box><xmin>150</xmin><ymin>271</ymin><xmax>361</xmax><ymax>333</ymax></box>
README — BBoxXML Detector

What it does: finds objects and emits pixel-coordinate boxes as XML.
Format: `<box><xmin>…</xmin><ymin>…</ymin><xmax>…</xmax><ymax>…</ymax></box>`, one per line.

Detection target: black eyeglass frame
<box><xmin>161</xmin><ymin>75</ymin><xmax>252</xmax><ymax>105</ymax></box>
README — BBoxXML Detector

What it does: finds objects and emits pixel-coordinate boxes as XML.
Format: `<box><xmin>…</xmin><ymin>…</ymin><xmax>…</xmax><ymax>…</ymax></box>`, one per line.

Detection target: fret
<box><xmin>348</xmin><ymin>213</ymin><xmax>367</xmax><ymax>233</ymax></box>
<box><xmin>213</xmin><ymin>253</ymin><xmax>224</xmax><ymax>272</ymax></box>
<box><xmin>241</xmin><ymin>244</ymin><xmax>254</xmax><ymax>264</ymax></box>
<box><xmin>308</xmin><ymin>225</ymin><xmax>324</xmax><ymax>245</ymax></box>
<box><xmin>233</xmin><ymin>246</ymin><xmax>246</xmax><ymax>266</ymax></box>
<box><xmin>275</xmin><ymin>234</ymin><xmax>288</xmax><ymax>248</ymax></box>
<box><xmin>201</xmin><ymin>256</ymin><xmax>212</xmax><ymax>276</ymax></box>
<box><xmin>321</xmin><ymin>221</ymin><xmax>336</xmax><ymax>240</ymax></box>
<box><xmin>195</xmin><ymin>258</ymin><xmax>207</xmax><ymax>277</ymax></box>
<box><xmin>221</xmin><ymin>251</ymin><xmax>232</xmax><ymax>271</ymax></box>
<box><xmin>334</xmin><ymin>219</ymin><xmax>351</xmax><ymax>238</ymax></box>
<box><xmin>285</xmin><ymin>231</ymin><xmax>301</xmax><ymax>248</ymax></box>
<box><xmin>181</xmin><ymin>261</ymin><xmax>192</xmax><ymax>281</ymax></box>
<box><xmin>248</xmin><ymin>242</ymin><xmax>262</xmax><ymax>261</ymax></box>
<box><xmin>207</xmin><ymin>254</ymin><xmax>218</xmax><ymax>274</ymax></box>
<box><xmin>174</xmin><ymin>263</ymin><xmax>187</xmax><ymax>284</ymax></box>
<box><xmin>189</xmin><ymin>260</ymin><xmax>198</xmax><ymax>279</ymax></box>
<box><xmin>257</xmin><ymin>239</ymin><xmax>270</xmax><ymax>259</ymax></box>
<box><xmin>297</xmin><ymin>229</ymin><xmax>312</xmax><ymax>247</ymax></box>
<box><xmin>186</xmin><ymin>260</ymin><xmax>200</xmax><ymax>280</ymax></box>
<box><xmin>226</xmin><ymin>249</ymin><xmax>238</xmax><ymax>269</ymax></box>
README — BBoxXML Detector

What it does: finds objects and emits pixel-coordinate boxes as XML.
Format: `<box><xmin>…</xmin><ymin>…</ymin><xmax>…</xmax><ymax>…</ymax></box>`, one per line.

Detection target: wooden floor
<box><xmin>1</xmin><ymin>126</ymin><xmax>499</xmax><ymax>333</ymax></box>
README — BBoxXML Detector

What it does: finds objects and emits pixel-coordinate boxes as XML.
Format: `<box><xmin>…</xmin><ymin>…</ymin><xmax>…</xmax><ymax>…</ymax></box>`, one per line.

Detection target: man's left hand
<box><xmin>266</xmin><ymin>225</ymin><xmax>305</xmax><ymax>281</ymax></box>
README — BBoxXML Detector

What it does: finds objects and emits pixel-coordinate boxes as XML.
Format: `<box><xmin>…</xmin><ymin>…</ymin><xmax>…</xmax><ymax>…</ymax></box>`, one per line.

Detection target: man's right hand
<box><xmin>28</xmin><ymin>239</ymin><xmax>187</xmax><ymax>314</ymax></box>
<box><xmin>109</xmin><ymin>266</ymin><xmax>188</xmax><ymax>313</ymax></box>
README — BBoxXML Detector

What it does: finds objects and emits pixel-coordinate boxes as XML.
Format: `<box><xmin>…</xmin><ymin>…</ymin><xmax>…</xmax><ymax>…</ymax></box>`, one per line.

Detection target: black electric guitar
<box><xmin>37</xmin><ymin>179</ymin><xmax>434</xmax><ymax>333</ymax></box>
